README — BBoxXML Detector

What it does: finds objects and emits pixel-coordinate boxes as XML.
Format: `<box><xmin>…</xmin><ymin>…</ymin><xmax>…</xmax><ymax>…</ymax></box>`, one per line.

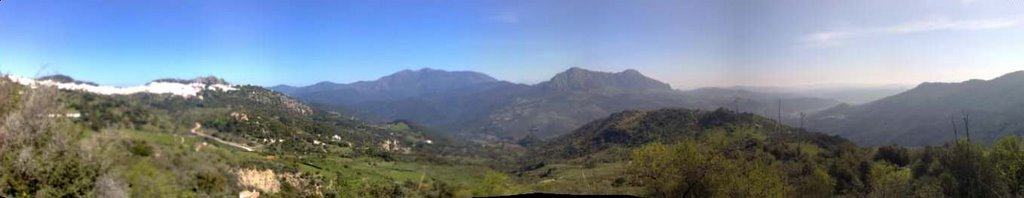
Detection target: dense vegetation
<box><xmin>521</xmin><ymin>108</ymin><xmax>1024</xmax><ymax>197</ymax></box>
<box><xmin>535</xmin><ymin>108</ymin><xmax>850</xmax><ymax>160</ymax></box>
<box><xmin>627</xmin><ymin>131</ymin><xmax>1024</xmax><ymax>197</ymax></box>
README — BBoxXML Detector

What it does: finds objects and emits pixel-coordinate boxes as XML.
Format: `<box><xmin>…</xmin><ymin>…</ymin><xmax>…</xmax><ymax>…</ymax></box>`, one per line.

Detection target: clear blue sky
<box><xmin>1</xmin><ymin>0</ymin><xmax>1022</xmax><ymax>89</ymax></box>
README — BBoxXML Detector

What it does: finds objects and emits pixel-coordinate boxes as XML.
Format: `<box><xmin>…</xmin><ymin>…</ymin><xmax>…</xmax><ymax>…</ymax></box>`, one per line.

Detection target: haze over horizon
<box><xmin>2</xmin><ymin>0</ymin><xmax>1022</xmax><ymax>89</ymax></box>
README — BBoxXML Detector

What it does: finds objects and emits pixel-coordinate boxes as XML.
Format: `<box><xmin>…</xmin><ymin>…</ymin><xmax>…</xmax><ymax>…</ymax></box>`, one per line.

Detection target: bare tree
<box><xmin>962</xmin><ymin>110</ymin><xmax>970</xmax><ymax>143</ymax></box>
<box><xmin>799</xmin><ymin>112</ymin><xmax>806</xmax><ymax>129</ymax></box>
<box><xmin>0</xmin><ymin>75</ymin><xmax>13</xmax><ymax>144</ymax></box>
<box><xmin>777</xmin><ymin>99</ymin><xmax>783</xmax><ymax>133</ymax></box>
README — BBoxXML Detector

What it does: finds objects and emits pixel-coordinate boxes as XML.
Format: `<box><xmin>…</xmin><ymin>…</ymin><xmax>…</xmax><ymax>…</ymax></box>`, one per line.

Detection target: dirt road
<box><xmin>191</xmin><ymin>122</ymin><xmax>255</xmax><ymax>152</ymax></box>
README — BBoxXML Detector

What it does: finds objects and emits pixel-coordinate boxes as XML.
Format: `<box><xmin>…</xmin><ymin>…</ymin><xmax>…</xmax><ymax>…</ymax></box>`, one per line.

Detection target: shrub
<box><xmin>0</xmin><ymin>86</ymin><xmax>103</xmax><ymax>197</ymax></box>
<box><xmin>128</xmin><ymin>140</ymin><xmax>154</xmax><ymax>157</ymax></box>
<box><xmin>195</xmin><ymin>171</ymin><xmax>229</xmax><ymax>194</ymax></box>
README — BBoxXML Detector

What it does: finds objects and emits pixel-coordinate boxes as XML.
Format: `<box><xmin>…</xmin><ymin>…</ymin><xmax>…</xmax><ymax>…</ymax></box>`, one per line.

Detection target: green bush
<box><xmin>194</xmin><ymin>171</ymin><xmax>229</xmax><ymax>194</ymax></box>
<box><xmin>471</xmin><ymin>171</ymin><xmax>518</xmax><ymax>196</ymax></box>
<box><xmin>0</xmin><ymin>87</ymin><xmax>103</xmax><ymax>197</ymax></box>
<box><xmin>128</xmin><ymin>140</ymin><xmax>154</xmax><ymax>157</ymax></box>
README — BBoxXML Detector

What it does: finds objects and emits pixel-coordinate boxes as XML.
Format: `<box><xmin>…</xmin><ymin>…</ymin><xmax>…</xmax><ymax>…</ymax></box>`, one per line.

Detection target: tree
<box><xmin>629</xmin><ymin>142</ymin><xmax>713</xmax><ymax>197</ymax></box>
<box><xmin>629</xmin><ymin>138</ymin><xmax>790</xmax><ymax>197</ymax></box>
<box><xmin>868</xmin><ymin>162</ymin><xmax>912</xmax><ymax>198</ymax></box>
<box><xmin>874</xmin><ymin>145</ymin><xmax>910</xmax><ymax>167</ymax></box>
<box><xmin>828</xmin><ymin>148</ymin><xmax>870</xmax><ymax>194</ymax></box>
<box><xmin>712</xmin><ymin>158</ymin><xmax>789</xmax><ymax>198</ymax></box>
<box><xmin>990</xmin><ymin>135</ymin><xmax>1024</xmax><ymax>196</ymax></box>
<box><xmin>937</xmin><ymin>143</ymin><xmax>1004</xmax><ymax>197</ymax></box>
<box><xmin>789</xmin><ymin>162</ymin><xmax>836</xmax><ymax>197</ymax></box>
<box><xmin>472</xmin><ymin>171</ymin><xmax>517</xmax><ymax>196</ymax></box>
<box><xmin>0</xmin><ymin>86</ymin><xmax>103</xmax><ymax>197</ymax></box>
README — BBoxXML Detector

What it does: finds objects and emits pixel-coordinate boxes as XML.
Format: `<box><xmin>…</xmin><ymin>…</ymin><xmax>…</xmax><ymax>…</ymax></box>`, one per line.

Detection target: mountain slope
<box><xmin>274</xmin><ymin>68</ymin><xmax>507</xmax><ymax>105</ymax></box>
<box><xmin>680</xmin><ymin>87</ymin><xmax>843</xmax><ymax>124</ymax></box>
<box><xmin>539</xmin><ymin>67</ymin><xmax>672</xmax><ymax>92</ymax></box>
<box><xmin>516</xmin><ymin>108</ymin><xmax>863</xmax><ymax>197</ymax></box>
<box><xmin>731</xmin><ymin>85</ymin><xmax>908</xmax><ymax>104</ymax></box>
<box><xmin>1</xmin><ymin>75</ymin><xmax>522</xmax><ymax>197</ymax></box>
<box><xmin>274</xmin><ymin>68</ymin><xmax>702</xmax><ymax>139</ymax></box>
<box><xmin>10</xmin><ymin>75</ymin><xmax>442</xmax><ymax>154</ymax></box>
<box><xmin>808</xmin><ymin>70</ymin><xmax>1024</xmax><ymax>146</ymax></box>
<box><xmin>536</xmin><ymin>108</ymin><xmax>851</xmax><ymax>159</ymax></box>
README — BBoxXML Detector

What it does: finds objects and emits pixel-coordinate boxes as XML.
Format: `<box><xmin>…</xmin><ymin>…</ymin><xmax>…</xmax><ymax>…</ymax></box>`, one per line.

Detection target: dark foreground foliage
<box><xmin>626</xmin><ymin>121</ymin><xmax>1024</xmax><ymax>197</ymax></box>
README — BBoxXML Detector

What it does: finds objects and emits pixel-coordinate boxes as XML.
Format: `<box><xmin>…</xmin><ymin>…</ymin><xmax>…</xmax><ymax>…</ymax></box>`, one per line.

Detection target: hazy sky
<box><xmin>1</xmin><ymin>0</ymin><xmax>1022</xmax><ymax>89</ymax></box>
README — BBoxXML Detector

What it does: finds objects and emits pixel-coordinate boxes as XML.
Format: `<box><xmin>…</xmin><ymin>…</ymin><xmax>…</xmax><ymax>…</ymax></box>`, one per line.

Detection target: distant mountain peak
<box><xmin>151</xmin><ymin>75</ymin><xmax>230</xmax><ymax>85</ymax></box>
<box><xmin>375</xmin><ymin>68</ymin><xmax>498</xmax><ymax>83</ymax></box>
<box><xmin>36</xmin><ymin>74</ymin><xmax>98</xmax><ymax>86</ymax></box>
<box><xmin>542</xmin><ymin>67</ymin><xmax>672</xmax><ymax>92</ymax></box>
<box><xmin>269</xmin><ymin>68</ymin><xmax>509</xmax><ymax>104</ymax></box>
<box><xmin>311</xmin><ymin>81</ymin><xmax>338</xmax><ymax>86</ymax></box>
<box><xmin>990</xmin><ymin>70</ymin><xmax>1024</xmax><ymax>83</ymax></box>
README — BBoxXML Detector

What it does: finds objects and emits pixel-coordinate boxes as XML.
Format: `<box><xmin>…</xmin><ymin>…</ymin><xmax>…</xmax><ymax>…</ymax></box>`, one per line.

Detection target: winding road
<box><xmin>191</xmin><ymin>122</ymin><xmax>255</xmax><ymax>152</ymax></box>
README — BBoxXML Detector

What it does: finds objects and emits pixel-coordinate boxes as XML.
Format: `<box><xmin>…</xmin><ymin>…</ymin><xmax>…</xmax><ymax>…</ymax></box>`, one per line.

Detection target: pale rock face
<box><xmin>8</xmin><ymin>75</ymin><xmax>238</xmax><ymax>98</ymax></box>
<box><xmin>379</xmin><ymin>139</ymin><xmax>411</xmax><ymax>154</ymax></box>
<box><xmin>239</xmin><ymin>190</ymin><xmax>260</xmax><ymax>198</ymax></box>
<box><xmin>235</xmin><ymin>169</ymin><xmax>280</xmax><ymax>193</ymax></box>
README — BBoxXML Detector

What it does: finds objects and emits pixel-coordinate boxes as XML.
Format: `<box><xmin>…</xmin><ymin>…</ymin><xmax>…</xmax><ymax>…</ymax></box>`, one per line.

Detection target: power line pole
<box><xmin>951</xmin><ymin>115</ymin><xmax>960</xmax><ymax>143</ymax></box>
<box><xmin>733</xmin><ymin>97</ymin><xmax>740</xmax><ymax>113</ymax></box>
<box><xmin>799</xmin><ymin>112</ymin><xmax>806</xmax><ymax>129</ymax></box>
<box><xmin>962</xmin><ymin>110</ymin><xmax>970</xmax><ymax>143</ymax></box>
<box><xmin>777</xmin><ymin>99</ymin><xmax>783</xmax><ymax>133</ymax></box>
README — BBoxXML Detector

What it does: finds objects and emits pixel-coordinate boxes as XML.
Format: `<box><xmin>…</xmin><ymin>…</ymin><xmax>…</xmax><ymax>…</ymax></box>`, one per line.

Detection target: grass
<box><xmin>105</xmin><ymin>127</ymin><xmax>517</xmax><ymax>197</ymax></box>
<box><xmin>69</xmin><ymin>120</ymin><xmax>630</xmax><ymax>197</ymax></box>
<box><xmin>299</xmin><ymin>155</ymin><xmax>496</xmax><ymax>188</ymax></box>
<box><xmin>521</xmin><ymin>162</ymin><xmax>643</xmax><ymax>195</ymax></box>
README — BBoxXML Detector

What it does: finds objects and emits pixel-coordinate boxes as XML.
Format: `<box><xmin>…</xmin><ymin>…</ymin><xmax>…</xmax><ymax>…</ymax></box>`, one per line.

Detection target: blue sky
<box><xmin>1</xmin><ymin>0</ymin><xmax>1022</xmax><ymax>89</ymax></box>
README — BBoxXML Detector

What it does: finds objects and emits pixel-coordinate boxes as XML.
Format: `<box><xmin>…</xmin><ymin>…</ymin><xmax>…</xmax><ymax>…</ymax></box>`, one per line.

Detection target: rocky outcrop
<box><xmin>235</xmin><ymin>169</ymin><xmax>280</xmax><ymax>193</ymax></box>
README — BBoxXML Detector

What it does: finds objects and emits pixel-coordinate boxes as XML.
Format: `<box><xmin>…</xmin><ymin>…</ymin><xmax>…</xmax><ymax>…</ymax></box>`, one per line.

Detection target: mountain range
<box><xmin>809</xmin><ymin>71</ymin><xmax>1024</xmax><ymax>146</ymax></box>
<box><xmin>272</xmin><ymin>67</ymin><xmax>843</xmax><ymax>139</ymax></box>
<box><xmin>731</xmin><ymin>85</ymin><xmax>909</xmax><ymax>105</ymax></box>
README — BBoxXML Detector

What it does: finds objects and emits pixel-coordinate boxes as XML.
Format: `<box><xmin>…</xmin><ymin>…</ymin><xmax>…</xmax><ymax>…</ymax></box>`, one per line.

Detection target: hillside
<box><xmin>538</xmin><ymin>67</ymin><xmax>672</xmax><ymax>92</ymax></box>
<box><xmin>273</xmin><ymin>68</ymin><xmax>841</xmax><ymax>140</ymax></box>
<box><xmin>535</xmin><ymin>108</ymin><xmax>852</xmax><ymax>160</ymax></box>
<box><xmin>516</xmin><ymin>108</ymin><xmax>859</xmax><ymax>196</ymax></box>
<box><xmin>273</xmin><ymin>68</ymin><xmax>508</xmax><ymax>105</ymax></box>
<box><xmin>519</xmin><ymin>107</ymin><xmax>1024</xmax><ymax>197</ymax></box>
<box><xmin>680</xmin><ymin>87</ymin><xmax>843</xmax><ymax>125</ymax></box>
<box><xmin>808</xmin><ymin>70</ymin><xmax>1024</xmax><ymax>146</ymax></box>
<box><xmin>1</xmin><ymin>75</ymin><xmax>526</xmax><ymax>197</ymax></box>
<box><xmin>731</xmin><ymin>85</ymin><xmax>909</xmax><ymax>105</ymax></box>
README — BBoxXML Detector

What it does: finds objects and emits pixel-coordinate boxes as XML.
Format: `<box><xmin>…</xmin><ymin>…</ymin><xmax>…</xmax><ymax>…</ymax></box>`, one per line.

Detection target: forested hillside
<box><xmin>0</xmin><ymin>75</ymin><xmax>526</xmax><ymax>197</ymax></box>
<box><xmin>520</xmin><ymin>108</ymin><xmax>1024</xmax><ymax>197</ymax></box>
